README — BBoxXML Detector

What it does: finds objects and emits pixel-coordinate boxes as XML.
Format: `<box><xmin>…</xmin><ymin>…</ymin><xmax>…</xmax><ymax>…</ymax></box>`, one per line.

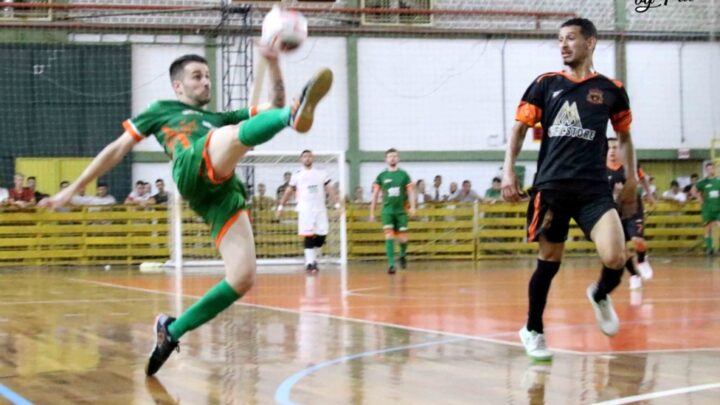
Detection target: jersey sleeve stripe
<box><xmin>515</xmin><ymin>101</ymin><xmax>542</xmax><ymax>127</ymax></box>
<box><xmin>122</xmin><ymin>119</ymin><xmax>145</xmax><ymax>142</ymax></box>
<box><xmin>611</xmin><ymin>110</ymin><xmax>632</xmax><ymax>132</ymax></box>
<box><xmin>249</xmin><ymin>105</ymin><xmax>259</xmax><ymax>117</ymax></box>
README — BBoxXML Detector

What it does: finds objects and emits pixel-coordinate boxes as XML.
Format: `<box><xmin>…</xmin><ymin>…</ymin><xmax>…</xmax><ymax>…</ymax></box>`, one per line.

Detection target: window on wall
<box><xmin>362</xmin><ymin>0</ymin><xmax>432</xmax><ymax>26</ymax></box>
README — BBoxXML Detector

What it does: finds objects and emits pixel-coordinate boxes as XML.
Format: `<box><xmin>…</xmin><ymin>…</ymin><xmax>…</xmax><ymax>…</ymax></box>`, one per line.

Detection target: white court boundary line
<box><xmin>69</xmin><ymin>278</ymin><xmax>720</xmax><ymax>356</ymax></box>
<box><xmin>593</xmin><ymin>382</ymin><xmax>720</xmax><ymax>405</ymax></box>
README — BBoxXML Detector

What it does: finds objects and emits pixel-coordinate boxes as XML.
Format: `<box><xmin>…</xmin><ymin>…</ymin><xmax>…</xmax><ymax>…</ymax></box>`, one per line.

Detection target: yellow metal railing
<box><xmin>0</xmin><ymin>201</ymin><xmax>706</xmax><ymax>266</ymax></box>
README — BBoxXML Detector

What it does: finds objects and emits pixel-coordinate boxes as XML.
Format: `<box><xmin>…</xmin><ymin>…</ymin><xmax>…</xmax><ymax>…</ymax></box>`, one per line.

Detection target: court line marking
<box><xmin>274</xmin><ymin>337</ymin><xmax>468</xmax><ymax>405</ymax></box>
<box><xmin>592</xmin><ymin>382</ymin><xmax>720</xmax><ymax>405</ymax></box>
<box><xmin>0</xmin><ymin>298</ymin><xmax>159</xmax><ymax>306</ymax></box>
<box><xmin>0</xmin><ymin>384</ymin><xmax>33</xmax><ymax>405</ymax></box>
<box><xmin>68</xmin><ymin>278</ymin><xmax>720</xmax><ymax>356</ymax></box>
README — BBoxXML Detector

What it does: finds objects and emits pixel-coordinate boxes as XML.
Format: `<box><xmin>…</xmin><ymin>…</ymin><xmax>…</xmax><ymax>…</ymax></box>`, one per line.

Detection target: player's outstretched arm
<box><xmin>325</xmin><ymin>183</ymin><xmax>341</xmax><ymax>209</ymax></box>
<box><xmin>502</xmin><ymin>121</ymin><xmax>528</xmax><ymax>202</ymax></box>
<box><xmin>42</xmin><ymin>132</ymin><xmax>137</xmax><ymax>208</ymax></box>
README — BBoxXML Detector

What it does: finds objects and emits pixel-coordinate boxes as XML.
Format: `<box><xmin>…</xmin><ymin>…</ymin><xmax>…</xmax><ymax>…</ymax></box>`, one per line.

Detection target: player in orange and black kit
<box><xmin>502</xmin><ymin>18</ymin><xmax>639</xmax><ymax>361</ymax></box>
<box><xmin>607</xmin><ymin>138</ymin><xmax>654</xmax><ymax>290</ymax></box>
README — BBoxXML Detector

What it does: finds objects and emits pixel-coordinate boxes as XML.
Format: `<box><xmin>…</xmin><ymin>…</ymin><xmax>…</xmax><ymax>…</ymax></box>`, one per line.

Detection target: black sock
<box><xmin>593</xmin><ymin>266</ymin><xmax>623</xmax><ymax>302</ymax></box>
<box><xmin>637</xmin><ymin>251</ymin><xmax>646</xmax><ymax>263</ymax></box>
<box><xmin>624</xmin><ymin>257</ymin><xmax>638</xmax><ymax>276</ymax></box>
<box><xmin>527</xmin><ymin>259</ymin><xmax>561</xmax><ymax>334</ymax></box>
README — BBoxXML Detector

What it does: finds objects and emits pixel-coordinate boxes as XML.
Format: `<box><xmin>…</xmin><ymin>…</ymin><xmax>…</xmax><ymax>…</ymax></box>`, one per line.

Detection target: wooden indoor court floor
<box><xmin>1</xmin><ymin>257</ymin><xmax>719</xmax><ymax>404</ymax></box>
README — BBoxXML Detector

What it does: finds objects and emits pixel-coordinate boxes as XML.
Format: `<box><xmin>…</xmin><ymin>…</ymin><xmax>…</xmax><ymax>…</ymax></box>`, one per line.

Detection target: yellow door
<box><xmin>16</xmin><ymin>158</ymin><xmax>93</xmax><ymax>195</ymax></box>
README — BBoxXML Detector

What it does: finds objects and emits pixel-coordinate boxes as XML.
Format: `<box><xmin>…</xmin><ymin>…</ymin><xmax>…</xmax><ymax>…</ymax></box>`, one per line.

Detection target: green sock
<box><xmin>168</xmin><ymin>279</ymin><xmax>241</xmax><ymax>340</ymax></box>
<box><xmin>385</xmin><ymin>239</ymin><xmax>395</xmax><ymax>267</ymax></box>
<box><xmin>706</xmin><ymin>236</ymin><xmax>714</xmax><ymax>251</ymax></box>
<box><xmin>238</xmin><ymin>107</ymin><xmax>291</xmax><ymax>147</ymax></box>
<box><xmin>400</xmin><ymin>242</ymin><xmax>407</xmax><ymax>257</ymax></box>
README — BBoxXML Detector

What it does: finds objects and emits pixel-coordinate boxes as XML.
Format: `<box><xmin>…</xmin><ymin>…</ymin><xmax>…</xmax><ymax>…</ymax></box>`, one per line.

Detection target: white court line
<box><xmin>68</xmin><ymin>278</ymin><xmax>720</xmax><ymax>356</ymax></box>
<box><xmin>593</xmin><ymin>382</ymin><xmax>720</xmax><ymax>405</ymax></box>
<box><xmin>0</xmin><ymin>298</ymin><xmax>159</xmax><ymax>306</ymax></box>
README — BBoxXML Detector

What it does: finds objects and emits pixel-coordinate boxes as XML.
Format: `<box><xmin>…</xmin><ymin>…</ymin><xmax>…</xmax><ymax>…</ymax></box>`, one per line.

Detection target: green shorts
<box><xmin>381</xmin><ymin>210</ymin><xmax>409</xmax><ymax>234</ymax></box>
<box><xmin>172</xmin><ymin>133</ymin><xmax>247</xmax><ymax>245</ymax></box>
<box><xmin>702</xmin><ymin>206</ymin><xmax>720</xmax><ymax>224</ymax></box>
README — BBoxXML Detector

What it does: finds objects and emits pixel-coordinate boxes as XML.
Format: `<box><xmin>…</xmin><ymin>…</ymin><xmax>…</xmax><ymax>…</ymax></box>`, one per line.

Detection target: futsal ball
<box><xmin>260</xmin><ymin>6</ymin><xmax>308</xmax><ymax>52</ymax></box>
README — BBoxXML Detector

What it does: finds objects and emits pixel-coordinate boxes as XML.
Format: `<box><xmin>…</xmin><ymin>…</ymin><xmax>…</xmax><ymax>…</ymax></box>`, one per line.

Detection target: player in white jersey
<box><xmin>276</xmin><ymin>150</ymin><xmax>340</xmax><ymax>272</ymax></box>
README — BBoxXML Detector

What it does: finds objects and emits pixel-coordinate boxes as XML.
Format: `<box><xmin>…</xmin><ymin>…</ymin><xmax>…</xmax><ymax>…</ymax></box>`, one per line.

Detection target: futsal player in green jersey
<box><xmin>693</xmin><ymin>162</ymin><xmax>720</xmax><ymax>255</ymax></box>
<box><xmin>369</xmin><ymin>149</ymin><xmax>416</xmax><ymax>274</ymax></box>
<box><xmin>42</xmin><ymin>47</ymin><xmax>333</xmax><ymax>375</ymax></box>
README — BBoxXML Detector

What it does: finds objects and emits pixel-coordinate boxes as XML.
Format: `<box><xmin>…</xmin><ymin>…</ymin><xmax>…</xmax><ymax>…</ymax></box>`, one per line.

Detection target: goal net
<box><xmin>166</xmin><ymin>150</ymin><xmax>347</xmax><ymax>272</ymax></box>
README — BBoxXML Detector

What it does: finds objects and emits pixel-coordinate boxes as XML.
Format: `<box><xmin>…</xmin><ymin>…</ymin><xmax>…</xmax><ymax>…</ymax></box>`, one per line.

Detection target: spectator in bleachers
<box><xmin>151</xmin><ymin>179</ymin><xmax>170</xmax><ymax>204</ymax></box>
<box><xmin>684</xmin><ymin>173</ymin><xmax>699</xmax><ymax>200</ymax></box>
<box><xmin>8</xmin><ymin>173</ymin><xmax>35</xmax><ymax>208</ymax></box>
<box><xmin>276</xmin><ymin>171</ymin><xmax>292</xmax><ymax>200</ymax></box>
<box><xmin>125</xmin><ymin>180</ymin><xmax>152</xmax><ymax>205</ymax></box>
<box><xmin>452</xmin><ymin>180</ymin><xmax>480</xmax><ymax>203</ymax></box>
<box><xmin>643</xmin><ymin>176</ymin><xmax>658</xmax><ymax>200</ymax></box>
<box><xmin>70</xmin><ymin>186</ymin><xmax>93</xmax><ymax>206</ymax></box>
<box><xmin>252</xmin><ymin>182</ymin><xmax>275</xmax><ymax>209</ymax></box>
<box><xmin>447</xmin><ymin>181</ymin><xmax>459</xmax><ymax>201</ymax></box>
<box><xmin>352</xmin><ymin>185</ymin><xmax>365</xmax><ymax>203</ymax></box>
<box><xmin>431</xmin><ymin>175</ymin><xmax>444</xmax><ymax>202</ymax></box>
<box><xmin>0</xmin><ymin>187</ymin><xmax>8</xmax><ymax>205</ymax></box>
<box><xmin>661</xmin><ymin>180</ymin><xmax>687</xmax><ymax>203</ymax></box>
<box><xmin>415</xmin><ymin>179</ymin><xmax>432</xmax><ymax>206</ymax></box>
<box><xmin>87</xmin><ymin>182</ymin><xmax>117</xmax><ymax>205</ymax></box>
<box><xmin>26</xmin><ymin>176</ymin><xmax>48</xmax><ymax>202</ymax></box>
<box><xmin>484</xmin><ymin>177</ymin><xmax>503</xmax><ymax>202</ymax></box>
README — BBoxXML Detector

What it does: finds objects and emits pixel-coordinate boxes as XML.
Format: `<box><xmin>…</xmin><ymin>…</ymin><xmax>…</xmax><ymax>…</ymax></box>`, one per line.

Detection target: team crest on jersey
<box><xmin>586</xmin><ymin>88</ymin><xmax>604</xmax><ymax>105</ymax></box>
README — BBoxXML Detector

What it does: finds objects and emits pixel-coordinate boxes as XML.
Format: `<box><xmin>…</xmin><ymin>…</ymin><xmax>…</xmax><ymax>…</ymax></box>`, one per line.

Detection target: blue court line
<box><xmin>274</xmin><ymin>336</ymin><xmax>467</xmax><ymax>405</ymax></box>
<box><xmin>0</xmin><ymin>384</ymin><xmax>33</xmax><ymax>405</ymax></box>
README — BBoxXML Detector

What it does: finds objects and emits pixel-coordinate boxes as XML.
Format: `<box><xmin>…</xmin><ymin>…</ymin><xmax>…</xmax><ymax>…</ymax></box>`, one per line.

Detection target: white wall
<box><xmin>359</xmin><ymin>160</ymin><xmax>537</xmax><ymax>201</ymax></box>
<box><xmin>626</xmin><ymin>41</ymin><xmax>720</xmax><ymax>148</ymax></box>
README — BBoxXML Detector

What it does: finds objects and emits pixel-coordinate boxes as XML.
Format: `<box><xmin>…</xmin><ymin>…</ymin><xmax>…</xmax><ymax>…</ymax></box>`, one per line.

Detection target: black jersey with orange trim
<box><xmin>607</xmin><ymin>163</ymin><xmax>645</xmax><ymax>214</ymax></box>
<box><xmin>516</xmin><ymin>72</ymin><xmax>632</xmax><ymax>192</ymax></box>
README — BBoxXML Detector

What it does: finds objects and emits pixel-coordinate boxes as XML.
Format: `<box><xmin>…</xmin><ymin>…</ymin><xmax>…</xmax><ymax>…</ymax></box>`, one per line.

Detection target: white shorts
<box><xmin>298</xmin><ymin>210</ymin><xmax>329</xmax><ymax>236</ymax></box>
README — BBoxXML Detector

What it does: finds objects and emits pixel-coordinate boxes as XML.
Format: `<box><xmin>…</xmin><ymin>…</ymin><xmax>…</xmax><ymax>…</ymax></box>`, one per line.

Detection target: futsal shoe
<box><xmin>518</xmin><ymin>326</ymin><xmax>553</xmax><ymax>361</ymax></box>
<box><xmin>629</xmin><ymin>275</ymin><xmax>642</xmax><ymax>290</ymax></box>
<box><xmin>399</xmin><ymin>256</ymin><xmax>407</xmax><ymax>269</ymax></box>
<box><xmin>637</xmin><ymin>260</ymin><xmax>653</xmax><ymax>280</ymax></box>
<box><xmin>388</xmin><ymin>265</ymin><xmax>396</xmax><ymax>274</ymax></box>
<box><xmin>305</xmin><ymin>263</ymin><xmax>314</xmax><ymax>272</ymax></box>
<box><xmin>145</xmin><ymin>314</ymin><xmax>180</xmax><ymax>376</ymax></box>
<box><xmin>586</xmin><ymin>283</ymin><xmax>619</xmax><ymax>336</ymax></box>
<box><xmin>290</xmin><ymin>68</ymin><xmax>333</xmax><ymax>133</ymax></box>
<box><xmin>312</xmin><ymin>261</ymin><xmax>319</xmax><ymax>273</ymax></box>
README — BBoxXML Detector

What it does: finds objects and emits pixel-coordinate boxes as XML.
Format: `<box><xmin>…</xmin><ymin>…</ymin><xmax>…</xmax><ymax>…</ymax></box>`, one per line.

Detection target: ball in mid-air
<box><xmin>261</xmin><ymin>6</ymin><xmax>308</xmax><ymax>52</ymax></box>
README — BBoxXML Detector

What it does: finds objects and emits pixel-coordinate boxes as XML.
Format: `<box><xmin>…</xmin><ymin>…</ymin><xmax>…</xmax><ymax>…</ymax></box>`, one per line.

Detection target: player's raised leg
<box><xmin>588</xmin><ymin>209</ymin><xmax>626</xmax><ymax>336</ymax></box>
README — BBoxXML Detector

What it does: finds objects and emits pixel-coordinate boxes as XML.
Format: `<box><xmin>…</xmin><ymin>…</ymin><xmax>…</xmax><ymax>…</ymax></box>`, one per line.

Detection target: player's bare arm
<box><xmin>325</xmin><ymin>183</ymin><xmax>341</xmax><ymax>210</ymax></box>
<box><xmin>369</xmin><ymin>186</ymin><xmax>380</xmax><ymax>221</ymax></box>
<box><xmin>617</xmin><ymin>130</ymin><xmax>638</xmax><ymax>206</ymax></box>
<box><xmin>502</xmin><ymin>121</ymin><xmax>529</xmax><ymax>202</ymax></box>
<box><xmin>42</xmin><ymin>132</ymin><xmax>137</xmax><ymax>208</ymax></box>
<box><xmin>275</xmin><ymin>185</ymin><xmax>295</xmax><ymax>219</ymax></box>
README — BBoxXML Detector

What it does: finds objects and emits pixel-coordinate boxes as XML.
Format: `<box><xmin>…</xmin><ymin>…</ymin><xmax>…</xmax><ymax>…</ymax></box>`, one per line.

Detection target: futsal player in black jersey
<box><xmin>502</xmin><ymin>18</ymin><xmax>638</xmax><ymax>361</ymax></box>
<box><xmin>607</xmin><ymin>138</ymin><xmax>654</xmax><ymax>291</ymax></box>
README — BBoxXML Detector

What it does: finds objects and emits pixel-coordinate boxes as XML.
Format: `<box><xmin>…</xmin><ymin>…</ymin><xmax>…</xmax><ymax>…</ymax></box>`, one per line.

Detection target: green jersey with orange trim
<box><xmin>697</xmin><ymin>176</ymin><xmax>720</xmax><ymax>211</ymax></box>
<box><xmin>123</xmin><ymin>100</ymin><xmax>250</xmax><ymax>158</ymax></box>
<box><xmin>374</xmin><ymin>169</ymin><xmax>412</xmax><ymax>213</ymax></box>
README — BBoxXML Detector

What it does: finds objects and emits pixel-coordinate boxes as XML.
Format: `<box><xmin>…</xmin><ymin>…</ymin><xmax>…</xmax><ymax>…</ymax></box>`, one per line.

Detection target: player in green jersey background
<box><xmin>693</xmin><ymin>162</ymin><xmax>720</xmax><ymax>255</ymax></box>
<box><xmin>42</xmin><ymin>47</ymin><xmax>333</xmax><ymax>375</ymax></box>
<box><xmin>370</xmin><ymin>148</ymin><xmax>416</xmax><ymax>274</ymax></box>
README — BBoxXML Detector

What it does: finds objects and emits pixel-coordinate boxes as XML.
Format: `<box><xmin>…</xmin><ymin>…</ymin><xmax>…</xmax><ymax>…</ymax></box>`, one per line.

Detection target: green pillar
<box><xmin>346</xmin><ymin>35</ymin><xmax>361</xmax><ymax>190</ymax></box>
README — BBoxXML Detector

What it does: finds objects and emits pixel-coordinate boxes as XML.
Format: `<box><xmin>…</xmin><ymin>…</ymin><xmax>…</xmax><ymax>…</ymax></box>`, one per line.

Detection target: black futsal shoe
<box><xmin>145</xmin><ymin>314</ymin><xmax>180</xmax><ymax>376</ymax></box>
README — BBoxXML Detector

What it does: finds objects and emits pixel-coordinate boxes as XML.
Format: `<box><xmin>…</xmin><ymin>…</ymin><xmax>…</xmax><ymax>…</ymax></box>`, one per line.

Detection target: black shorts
<box><xmin>526</xmin><ymin>189</ymin><xmax>616</xmax><ymax>243</ymax></box>
<box><xmin>621</xmin><ymin>214</ymin><xmax>644</xmax><ymax>241</ymax></box>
